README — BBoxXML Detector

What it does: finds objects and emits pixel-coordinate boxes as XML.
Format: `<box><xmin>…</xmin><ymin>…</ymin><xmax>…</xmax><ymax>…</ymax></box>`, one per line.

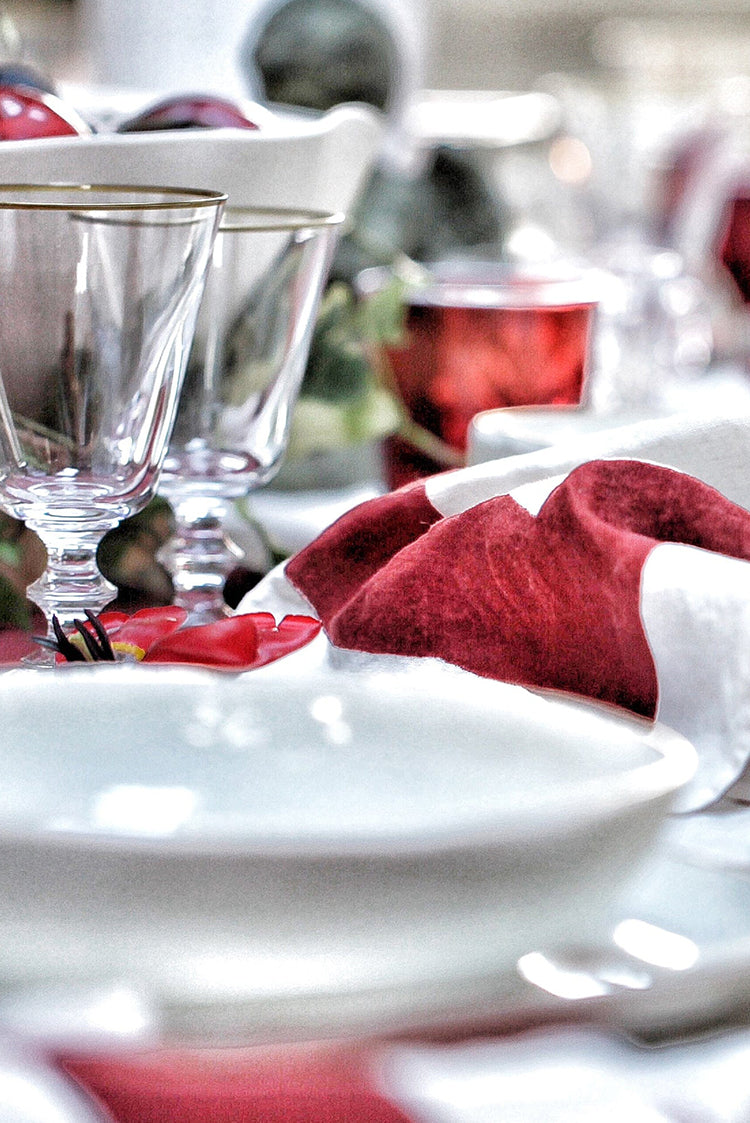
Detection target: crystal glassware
<box><xmin>0</xmin><ymin>183</ymin><xmax>225</xmax><ymax>652</ymax></box>
<box><xmin>156</xmin><ymin>206</ymin><xmax>342</xmax><ymax>623</ymax></box>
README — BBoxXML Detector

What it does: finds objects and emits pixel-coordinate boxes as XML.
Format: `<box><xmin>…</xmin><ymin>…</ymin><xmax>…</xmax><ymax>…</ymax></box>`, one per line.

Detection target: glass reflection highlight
<box><xmin>92</xmin><ymin>784</ymin><xmax>197</xmax><ymax>836</ymax></box>
<box><xmin>613</xmin><ymin>919</ymin><xmax>699</xmax><ymax>970</ymax></box>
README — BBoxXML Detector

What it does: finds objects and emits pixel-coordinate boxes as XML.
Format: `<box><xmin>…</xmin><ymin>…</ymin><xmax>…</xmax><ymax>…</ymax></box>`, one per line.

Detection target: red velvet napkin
<box><xmin>286</xmin><ymin>458</ymin><xmax>750</xmax><ymax>718</ymax></box>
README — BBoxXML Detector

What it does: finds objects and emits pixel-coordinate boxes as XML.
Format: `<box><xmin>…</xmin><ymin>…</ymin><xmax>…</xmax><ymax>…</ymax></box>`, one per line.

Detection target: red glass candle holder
<box><xmin>361</xmin><ymin>262</ymin><xmax>599</xmax><ymax>488</ymax></box>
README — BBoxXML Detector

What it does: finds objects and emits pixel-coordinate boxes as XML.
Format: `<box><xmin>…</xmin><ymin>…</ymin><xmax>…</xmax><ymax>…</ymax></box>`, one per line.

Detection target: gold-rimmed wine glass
<box><xmin>0</xmin><ymin>183</ymin><xmax>226</xmax><ymax>658</ymax></box>
<box><xmin>157</xmin><ymin>206</ymin><xmax>343</xmax><ymax>623</ymax></box>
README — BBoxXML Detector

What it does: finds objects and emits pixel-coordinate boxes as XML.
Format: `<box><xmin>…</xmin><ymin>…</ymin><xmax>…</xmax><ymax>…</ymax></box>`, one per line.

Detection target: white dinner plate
<box><xmin>0</xmin><ymin>662</ymin><xmax>692</xmax><ymax>1045</ymax></box>
<box><xmin>441</xmin><ymin>815</ymin><xmax>750</xmax><ymax>1042</ymax></box>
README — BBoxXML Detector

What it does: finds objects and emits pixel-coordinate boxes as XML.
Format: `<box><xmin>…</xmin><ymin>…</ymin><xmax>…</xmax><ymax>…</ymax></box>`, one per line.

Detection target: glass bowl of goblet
<box><xmin>156</xmin><ymin>206</ymin><xmax>343</xmax><ymax>623</ymax></box>
<box><xmin>0</xmin><ymin>183</ymin><xmax>226</xmax><ymax>657</ymax></box>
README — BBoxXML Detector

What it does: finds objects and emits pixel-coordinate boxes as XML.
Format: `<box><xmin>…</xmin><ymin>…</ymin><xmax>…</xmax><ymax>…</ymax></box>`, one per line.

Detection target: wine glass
<box><xmin>156</xmin><ymin>206</ymin><xmax>342</xmax><ymax>623</ymax></box>
<box><xmin>0</xmin><ymin>183</ymin><xmax>225</xmax><ymax>654</ymax></box>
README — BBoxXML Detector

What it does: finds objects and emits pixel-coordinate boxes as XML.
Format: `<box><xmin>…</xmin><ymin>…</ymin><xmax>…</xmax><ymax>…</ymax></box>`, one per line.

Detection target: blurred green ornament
<box><xmin>243</xmin><ymin>0</ymin><xmax>397</xmax><ymax>113</ymax></box>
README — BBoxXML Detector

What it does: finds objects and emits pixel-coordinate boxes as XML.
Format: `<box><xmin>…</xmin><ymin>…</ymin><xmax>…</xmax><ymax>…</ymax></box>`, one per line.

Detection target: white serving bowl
<box><xmin>0</xmin><ymin>664</ymin><xmax>694</xmax><ymax>1043</ymax></box>
<box><xmin>0</xmin><ymin>102</ymin><xmax>382</xmax><ymax>216</ymax></box>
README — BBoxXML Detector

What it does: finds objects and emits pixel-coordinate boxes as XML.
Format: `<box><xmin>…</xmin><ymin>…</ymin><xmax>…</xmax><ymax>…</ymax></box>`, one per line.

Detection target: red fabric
<box><xmin>288</xmin><ymin>476</ymin><xmax>444</xmax><ymax>622</ymax></box>
<box><xmin>0</xmin><ymin>625</ymin><xmax>38</xmax><ymax>664</ymax></box>
<box><xmin>287</xmin><ymin>459</ymin><xmax>750</xmax><ymax>717</ymax></box>
<box><xmin>57</xmin><ymin>1044</ymin><xmax>411</xmax><ymax>1123</ymax></box>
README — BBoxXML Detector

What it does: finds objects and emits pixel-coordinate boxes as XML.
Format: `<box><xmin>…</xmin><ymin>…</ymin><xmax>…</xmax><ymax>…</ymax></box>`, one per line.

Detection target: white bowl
<box><xmin>0</xmin><ymin>103</ymin><xmax>382</xmax><ymax>217</ymax></box>
<box><xmin>0</xmin><ymin>664</ymin><xmax>694</xmax><ymax>1042</ymax></box>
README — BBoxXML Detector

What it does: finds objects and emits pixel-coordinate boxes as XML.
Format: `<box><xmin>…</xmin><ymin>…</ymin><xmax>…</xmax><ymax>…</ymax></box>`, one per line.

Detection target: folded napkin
<box><xmin>239</xmin><ymin>411</ymin><xmax>750</xmax><ymax>811</ymax></box>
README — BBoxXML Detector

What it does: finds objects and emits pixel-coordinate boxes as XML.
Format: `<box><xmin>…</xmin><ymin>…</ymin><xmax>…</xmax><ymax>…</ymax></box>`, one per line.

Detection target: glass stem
<box><xmin>26</xmin><ymin>525</ymin><xmax>116</xmax><ymax>637</ymax></box>
<box><xmin>159</xmin><ymin>498</ymin><xmax>243</xmax><ymax>624</ymax></box>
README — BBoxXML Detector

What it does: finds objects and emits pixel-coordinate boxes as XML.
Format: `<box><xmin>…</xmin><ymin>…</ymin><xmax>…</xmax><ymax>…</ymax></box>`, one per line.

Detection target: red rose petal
<box><xmin>96</xmin><ymin>612</ymin><xmax>131</xmax><ymax>629</ymax></box>
<box><xmin>145</xmin><ymin>615</ymin><xmax>261</xmax><ymax>668</ymax></box>
<box><xmin>144</xmin><ymin>613</ymin><xmax>321</xmax><ymax>670</ymax></box>
<box><xmin>107</xmin><ymin>605</ymin><xmax>188</xmax><ymax>649</ymax></box>
<box><xmin>255</xmin><ymin>614</ymin><xmax>323</xmax><ymax>666</ymax></box>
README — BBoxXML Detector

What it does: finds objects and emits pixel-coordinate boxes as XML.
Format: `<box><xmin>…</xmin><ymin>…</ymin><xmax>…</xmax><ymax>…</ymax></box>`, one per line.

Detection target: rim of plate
<box><xmin>0</xmin><ymin>183</ymin><xmax>227</xmax><ymax>209</ymax></box>
<box><xmin>0</xmin><ymin>666</ymin><xmax>698</xmax><ymax>857</ymax></box>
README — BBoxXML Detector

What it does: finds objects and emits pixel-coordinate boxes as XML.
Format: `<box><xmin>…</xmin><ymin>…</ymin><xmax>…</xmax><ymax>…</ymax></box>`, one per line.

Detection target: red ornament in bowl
<box><xmin>0</xmin><ymin>85</ymin><xmax>91</xmax><ymax>140</ymax></box>
<box><xmin>117</xmin><ymin>94</ymin><xmax>261</xmax><ymax>133</ymax></box>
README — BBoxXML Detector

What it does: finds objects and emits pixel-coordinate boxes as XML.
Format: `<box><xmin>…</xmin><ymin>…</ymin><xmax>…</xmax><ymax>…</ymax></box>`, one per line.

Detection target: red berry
<box><xmin>0</xmin><ymin>85</ymin><xmax>91</xmax><ymax>141</ymax></box>
<box><xmin>118</xmin><ymin>95</ymin><xmax>261</xmax><ymax>133</ymax></box>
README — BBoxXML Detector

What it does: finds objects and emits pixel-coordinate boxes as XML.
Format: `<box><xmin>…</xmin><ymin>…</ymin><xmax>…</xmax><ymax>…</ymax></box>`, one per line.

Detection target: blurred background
<box><xmin>11</xmin><ymin>0</ymin><xmax>750</xmax><ymax>94</ymax></box>
<box><xmin>5</xmin><ymin>0</ymin><xmax>750</xmax><ymax>622</ymax></box>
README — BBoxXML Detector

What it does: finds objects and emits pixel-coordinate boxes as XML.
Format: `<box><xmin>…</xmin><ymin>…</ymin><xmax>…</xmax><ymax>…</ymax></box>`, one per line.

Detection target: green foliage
<box><xmin>0</xmin><ymin>513</ymin><xmax>30</xmax><ymax>629</ymax></box>
<box><xmin>97</xmin><ymin>496</ymin><xmax>173</xmax><ymax>578</ymax></box>
<box><xmin>287</xmin><ymin>278</ymin><xmax>404</xmax><ymax>460</ymax></box>
<box><xmin>353</xmin><ymin>270</ymin><xmax>409</xmax><ymax>348</ymax></box>
<box><xmin>300</xmin><ymin>283</ymin><xmax>374</xmax><ymax>404</ymax></box>
<box><xmin>0</xmin><ymin>539</ymin><xmax>20</xmax><ymax>568</ymax></box>
<box><xmin>300</xmin><ymin>278</ymin><xmax>406</xmax><ymax>403</ymax></box>
<box><xmin>0</xmin><ymin>572</ymin><xmax>29</xmax><ymax>630</ymax></box>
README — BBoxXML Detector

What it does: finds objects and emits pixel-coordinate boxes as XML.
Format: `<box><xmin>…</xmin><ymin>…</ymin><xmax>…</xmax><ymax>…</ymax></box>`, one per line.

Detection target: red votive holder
<box><xmin>359</xmin><ymin>262</ymin><xmax>599</xmax><ymax>488</ymax></box>
<box><xmin>719</xmin><ymin>188</ymin><xmax>750</xmax><ymax>303</ymax></box>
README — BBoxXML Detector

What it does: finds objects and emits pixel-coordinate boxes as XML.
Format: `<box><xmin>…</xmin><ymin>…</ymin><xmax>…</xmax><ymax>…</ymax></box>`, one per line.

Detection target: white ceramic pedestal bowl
<box><xmin>0</xmin><ymin>102</ymin><xmax>382</xmax><ymax>217</ymax></box>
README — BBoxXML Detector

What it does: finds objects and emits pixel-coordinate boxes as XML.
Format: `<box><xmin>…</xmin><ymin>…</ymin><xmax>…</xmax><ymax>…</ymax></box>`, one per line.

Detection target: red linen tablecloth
<box><xmin>56</xmin><ymin>1043</ymin><xmax>411</xmax><ymax>1123</ymax></box>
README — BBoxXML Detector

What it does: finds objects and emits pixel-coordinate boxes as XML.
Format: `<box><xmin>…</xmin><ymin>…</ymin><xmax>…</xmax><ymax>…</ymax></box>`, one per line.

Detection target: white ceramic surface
<box><xmin>0</xmin><ymin>103</ymin><xmax>382</xmax><ymax>217</ymax></box>
<box><xmin>467</xmin><ymin>405</ymin><xmax>662</xmax><ymax>466</ymax></box>
<box><xmin>405</xmin><ymin>90</ymin><xmax>561</xmax><ymax>149</ymax></box>
<box><xmin>439</xmin><ymin>816</ymin><xmax>750</xmax><ymax>1040</ymax></box>
<box><xmin>0</xmin><ymin>1036</ymin><xmax>108</xmax><ymax>1121</ymax></box>
<box><xmin>378</xmin><ymin>1023</ymin><xmax>750</xmax><ymax>1123</ymax></box>
<box><xmin>0</xmin><ymin>664</ymin><xmax>693</xmax><ymax>1043</ymax></box>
